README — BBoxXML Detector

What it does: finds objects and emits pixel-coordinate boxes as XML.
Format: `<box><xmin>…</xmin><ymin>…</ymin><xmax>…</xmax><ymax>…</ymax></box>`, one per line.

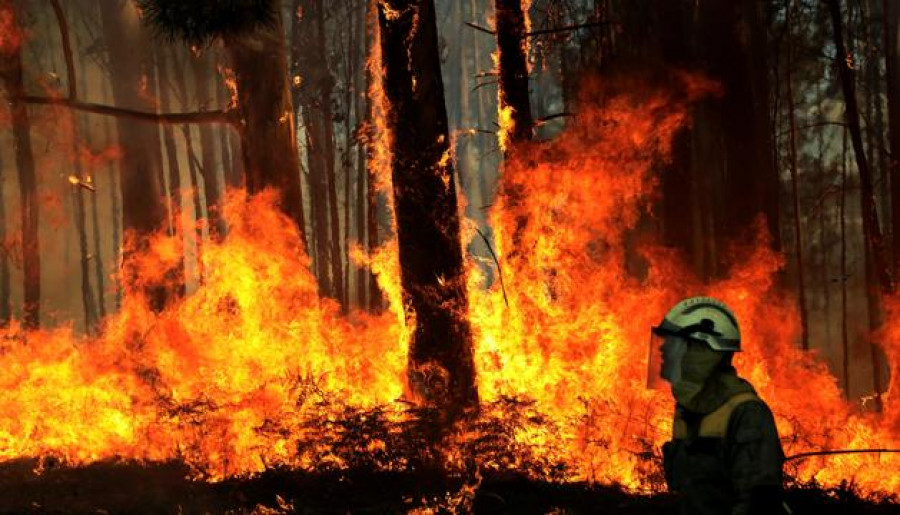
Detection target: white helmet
<box><xmin>652</xmin><ymin>296</ymin><xmax>741</xmax><ymax>352</ymax></box>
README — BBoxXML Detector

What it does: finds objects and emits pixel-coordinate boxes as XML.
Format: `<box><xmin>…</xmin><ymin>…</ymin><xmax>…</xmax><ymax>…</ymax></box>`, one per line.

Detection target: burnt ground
<box><xmin>0</xmin><ymin>459</ymin><xmax>898</xmax><ymax>514</ymax></box>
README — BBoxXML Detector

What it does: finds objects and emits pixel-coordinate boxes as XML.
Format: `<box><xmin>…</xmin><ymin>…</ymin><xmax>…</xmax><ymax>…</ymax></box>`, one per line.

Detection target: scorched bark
<box><xmin>377</xmin><ymin>0</ymin><xmax>478</xmax><ymax>419</ymax></box>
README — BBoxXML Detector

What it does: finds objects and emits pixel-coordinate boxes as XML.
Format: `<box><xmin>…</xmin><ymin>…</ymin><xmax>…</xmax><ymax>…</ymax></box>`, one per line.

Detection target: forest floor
<box><xmin>0</xmin><ymin>459</ymin><xmax>898</xmax><ymax>514</ymax></box>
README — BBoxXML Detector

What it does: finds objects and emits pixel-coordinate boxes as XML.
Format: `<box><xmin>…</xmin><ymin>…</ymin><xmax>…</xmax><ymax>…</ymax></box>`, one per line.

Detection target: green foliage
<box><xmin>135</xmin><ymin>0</ymin><xmax>278</xmax><ymax>47</ymax></box>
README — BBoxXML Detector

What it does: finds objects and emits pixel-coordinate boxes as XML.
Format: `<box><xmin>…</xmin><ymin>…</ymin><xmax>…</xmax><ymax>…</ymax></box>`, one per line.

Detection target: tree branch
<box><xmin>49</xmin><ymin>0</ymin><xmax>76</xmax><ymax>100</ymax></box>
<box><xmin>475</xmin><ymin>227</ymin><xmax>508</xmax><ymax>308</ymax></box>
<box><xmin>20</xmin><ymin>95</ymin><xmax>237</xmax><ymax>125</ymax></box>
<box><xmin>465</xmin><ymin>22</ymin><xmax>496</xmax><ymax>35</ymax></box>
<box><xmin>535</xmin><ymin>112</ymin><xmax>573</xmax><ymax>125</ymax></box>
<box><xmin>527</xmin><ymin>21</ymin><xmax>611</xmax><ymax>37</ymax></box>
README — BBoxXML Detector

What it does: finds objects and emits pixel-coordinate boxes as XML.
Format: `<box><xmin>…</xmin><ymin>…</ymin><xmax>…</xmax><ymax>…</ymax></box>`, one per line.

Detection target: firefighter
<box><xmin>648</xmin><ymin>296</ymin><xmax>788</xmax><ymax>514</ymax></box>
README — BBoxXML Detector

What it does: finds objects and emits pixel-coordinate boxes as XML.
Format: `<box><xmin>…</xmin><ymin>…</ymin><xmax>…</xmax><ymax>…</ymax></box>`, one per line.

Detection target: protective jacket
<box><xmin>662</xmin><ymin>370</ymin><xmax>786</xmax><ymax>515</ymax></box>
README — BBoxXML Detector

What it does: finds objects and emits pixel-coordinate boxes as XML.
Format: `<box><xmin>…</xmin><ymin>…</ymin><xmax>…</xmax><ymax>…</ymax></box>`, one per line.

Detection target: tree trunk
<box><xmin>99</xmin><ymin>0</ymin><xmax>169</xmax><ymax>312</ymax></box>
<box><xmin>705</xmin><ymin>0</ymin><xmax>781</xmax><ymax>261</ymax></box>
<box><xmin>887</xmin><ymin>0</ymin><xmax>900</xmax><ymax>275</ymax></box>
<box><xmin>226</xmin><ymin>2</ymin><xmax>306</xmax><ymax>246</ymax></box>
<box><xmin>292</xmin><ymin>0</ymin><xmax>336</xmax><ymax>298</ymax></box>
<box><xmin>317</xmin><ymin>2</ymin><xmax>346</xmax><ymax>309</ymax></box>
<box><xmin>156</xmin><ymin>47</ymin><xmax>187</xmax><ymax>296</ymax></box>
<box><xmin>216</xmin><ymin>73</ymin><xmax>237</xmax><ymax>189</ymax></box>
<box><xmin>827</xmin><ymin>0</ymin><xmax>890</xmax><ymax>410</ymax></box>
<box><xmin>494</xmin><ymin>0</ymin><xmax>534</xmax><ymax>150</ymax></box>
<box><xmin>365</xmin><ymin>0</ymin><xmax>382</xmax><ymax>312</ymax></box>
<box><xmin>841</xmin><ymin>128</ymin><xmax>851</xmax><ymax>396</ymax></box>
<box><xmin>191</xmin><ymin>53</ymin><xmax>226</xmax><ymax>240</ymax></box>
<box><xmin>355</xmin><ymin>0</ymin><xmax>368</xmax><ymax>310</ymax></box>
<box><xmin>101</xmin><ymin>77</ymin><xmax>123</xmax><ymax>311</ymax></box>
<box><xmin>0</xmin><ymin>152</ymin><xmax>10</xmax><ymax>326</ymax></box>
<box><xmin>494</xmin><ymin>0</ymin><xmax>535</xmax><ymax>261</ymax></box>
<box><xmin>0</xmin><ymin>1</ymin><xmax>39</xmax><ymax>328</ymax></box>
<box><xmin>785</xmin><ymin>2</ymin><xmax>809</xmax><ymax>350</ymax></box>
<box><xmin>301</xmin><ymin>104</ymin><xmax>333</xmax><ymax>295</ymax></box>
<box><xmin>377</xmin><ymin>0</ymin><xmax>478</xmax><ymax>420</ymax></box>
<box><xmin>72</xmin><ymin>178</ymin><xmax>98</xmax><ymax>333</ymax></box>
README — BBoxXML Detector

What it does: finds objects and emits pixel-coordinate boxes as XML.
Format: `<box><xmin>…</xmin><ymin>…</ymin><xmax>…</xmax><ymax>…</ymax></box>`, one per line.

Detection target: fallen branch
<box><xmin>20</xmin><ymin>95</ymin><xmax>237</xmax><ymax>125</ymax></box>
<box><xmin>785</xmin><ymin>448</ymin><xmax>900</xmax><ymax>461</ymax></box>
<box><xmin>535</xmin><ymin>112</ymin><xmax>573</xmax><ymax>126</ymax></box>
<box><xmin>465</xmin><ymin>22</ymin><xmax>495</xmax><ymax>35</ymax></box>
<box><xmin>475</xmin><ymin>227</ymin><xmax>509</xmax><ymax>308</ymax></box>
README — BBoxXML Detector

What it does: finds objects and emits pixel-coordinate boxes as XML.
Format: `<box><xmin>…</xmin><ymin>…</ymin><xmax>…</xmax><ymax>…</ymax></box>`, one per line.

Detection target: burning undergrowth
<box><xmin>0</xmin><ymin>71</ymin><xmax>899</xmax><ymax>511</ymax></box>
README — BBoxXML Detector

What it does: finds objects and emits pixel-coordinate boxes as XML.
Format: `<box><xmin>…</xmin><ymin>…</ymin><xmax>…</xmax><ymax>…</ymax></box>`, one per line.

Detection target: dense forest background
<box><xmin>0</xmin><ymin>0</ymin><xmax>897</xmax><ymax>405</ymax></box>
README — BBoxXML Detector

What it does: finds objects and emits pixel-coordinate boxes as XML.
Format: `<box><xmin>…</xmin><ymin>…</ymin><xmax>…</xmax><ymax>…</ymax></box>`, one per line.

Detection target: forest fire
<box><xmin>2</xmin><ymin>0</ymin><xmax>900</xmax><ymax>512</ymax></box>
<box><xmin>0</xmin><ymin>71</ymin><xmax>897</xmax><ymax>500</ymax></box>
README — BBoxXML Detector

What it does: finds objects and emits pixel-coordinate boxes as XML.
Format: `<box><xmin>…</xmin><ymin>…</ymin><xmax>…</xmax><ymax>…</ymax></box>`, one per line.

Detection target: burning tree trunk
<box><xmin>494</xmin><ymin>0</ymin><xmax>534</xmax><ymax>261</ymax></box>
<box><xmin>365</xmin><ymin>0</ymin><xmax>383</xmax><ymax>312</ymax></box>
<box><xmin>99</xmin><ymin>0</ymin><xmax>169</xmax><ymax>312</ymax></box>
<box><xmin>377</xmin><ymin>0</ymin><xmax>478</xmax><ymax>419</ymax></box>
<box><xmin>827</xmin><ymin>0</ymin><xmax>891</xmax><ymax>410</ymax></box>
<box><xmin>0</xmin><ymin>1</ymin><xmax>40</xmax><ymax>328</ymax></box>
<box><xmin>494</xmin><ymin>0</ymin><xmax>534</xmax><ymax>151</ymax></box>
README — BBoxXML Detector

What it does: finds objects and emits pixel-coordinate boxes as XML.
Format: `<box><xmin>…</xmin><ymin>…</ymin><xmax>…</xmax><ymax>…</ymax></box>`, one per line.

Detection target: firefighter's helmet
<box><xmin>651</xmin><ymin>296</ymin><xmax>741</xmax><ymax>352</ymax></box>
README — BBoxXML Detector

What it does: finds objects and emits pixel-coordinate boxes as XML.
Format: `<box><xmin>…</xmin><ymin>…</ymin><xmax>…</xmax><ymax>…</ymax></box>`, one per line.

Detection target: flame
<box><xmin>0</xmin><ymin>67</ymin><xmax>897</xmax><ymax>500</ymax></box>
<box><xmin>0</xmin><ymin>1</ymin><xmax>22</xmax><ymax>56</ymax></box>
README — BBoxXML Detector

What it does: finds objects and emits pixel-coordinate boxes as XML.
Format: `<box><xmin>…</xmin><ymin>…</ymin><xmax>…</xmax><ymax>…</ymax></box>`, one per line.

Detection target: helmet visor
<box><xmin>646</xmin><ymin>330</ymin><xmax>688</xmax><ymax>390</ymax></box>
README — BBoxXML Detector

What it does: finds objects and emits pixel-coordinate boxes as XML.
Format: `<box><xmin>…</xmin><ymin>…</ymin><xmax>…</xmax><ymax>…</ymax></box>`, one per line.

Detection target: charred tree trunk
<box><xmin>494</xmin><ymin>0</ymin><xmax>535</xmax><ymax>260</ymax></box>
<box><xmin>377</xmin><ymin>0</ymin><xmax>478</xmax><ymax>420</ymax></box>
<box><xmin>226</xmin><ymin>3</ymin><xmax>306</xmax><ymax>246</ymax></box>
<box><xmin>0</xmin><ymin>1</ymin><xmax>39</xmax><ymax>328</ymax></box>
<box><xmin>494</xmin><ymin>0</ymin><xmax>534</xmax><ymax>150</ymax></box>
<box><xmin>827</xmin><ymin>0</ymin><xmax>890</xmax><ymax>411</ymax></box>
<box><xmin>99</xmin><ymin>0</ymin><xmax>169</xmax><ymax>312</ymax></box>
